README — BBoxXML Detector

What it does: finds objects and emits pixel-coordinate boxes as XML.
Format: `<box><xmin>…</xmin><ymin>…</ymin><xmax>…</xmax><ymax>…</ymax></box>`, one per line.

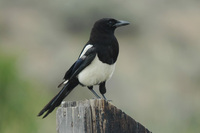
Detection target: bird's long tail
<box><xmin>38</xmin><ymin>79</ymin><xmax>79</xmax><ymax>118</ymax></box>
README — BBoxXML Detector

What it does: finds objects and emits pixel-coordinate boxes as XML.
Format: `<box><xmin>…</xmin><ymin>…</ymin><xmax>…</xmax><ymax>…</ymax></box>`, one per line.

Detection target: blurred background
<box><xmin>0</xmin><ymin>0</ymin><xmax>200</xmax><ymax>133</ymax></box>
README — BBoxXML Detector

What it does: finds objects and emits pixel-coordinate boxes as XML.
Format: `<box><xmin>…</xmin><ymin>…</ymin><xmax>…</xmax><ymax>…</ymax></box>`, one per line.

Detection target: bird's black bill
<box><xmin>114</xmin><ymin>20</ymin><xmax>130</xmax><ymax>27</ymax></box>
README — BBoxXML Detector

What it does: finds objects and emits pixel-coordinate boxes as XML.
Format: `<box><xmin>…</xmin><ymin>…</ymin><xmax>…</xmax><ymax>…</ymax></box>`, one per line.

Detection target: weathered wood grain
<box><xmin>56</xmin><ymin>99</ymin><xmax>151</xmax><ymax>133</ymax></box>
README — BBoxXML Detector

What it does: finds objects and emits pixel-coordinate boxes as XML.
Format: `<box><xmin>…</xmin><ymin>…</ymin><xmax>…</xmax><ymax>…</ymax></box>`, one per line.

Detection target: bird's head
<box><xmin>92</xmin><ymin>18</ymin><xmax>130</xmax><ymax>34</ymax></box>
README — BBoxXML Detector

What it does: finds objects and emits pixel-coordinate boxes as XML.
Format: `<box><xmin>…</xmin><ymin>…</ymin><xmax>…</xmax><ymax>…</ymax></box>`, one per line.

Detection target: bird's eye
<box><xmin>108</xmin><ymin>20</ymin><xmax>113</xmax><ymax>25</ymax></box>
<box><xmin>107</xmin><ymin>20</ymin><xmax>115</xmax><ymax>27</ymax></box>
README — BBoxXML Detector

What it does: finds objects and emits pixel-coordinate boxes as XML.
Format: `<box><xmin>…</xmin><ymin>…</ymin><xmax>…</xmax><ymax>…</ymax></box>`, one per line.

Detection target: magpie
<box><xmin>38</xmin><ymin>18</ymin><xmax>129</xmax><ymax>118</ymax></box>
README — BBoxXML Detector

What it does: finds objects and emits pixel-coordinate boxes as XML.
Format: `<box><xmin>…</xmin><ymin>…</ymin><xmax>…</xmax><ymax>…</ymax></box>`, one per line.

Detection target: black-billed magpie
<box><xmin>38</xmin><ymin>18</ymin><xmax>129</xmax><ymax>118</ymax></box>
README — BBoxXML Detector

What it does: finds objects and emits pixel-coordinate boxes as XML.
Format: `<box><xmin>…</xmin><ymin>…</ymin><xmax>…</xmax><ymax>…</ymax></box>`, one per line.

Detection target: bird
<box><xmin>38</xmin><ymin>18</ymin><xmax>130</xmax><ymax>118</ymax></box>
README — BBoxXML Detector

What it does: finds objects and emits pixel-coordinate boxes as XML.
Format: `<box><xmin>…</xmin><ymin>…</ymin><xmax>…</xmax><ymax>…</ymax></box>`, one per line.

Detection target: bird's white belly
<box><xmin>78</xmin><ymin>55</ymin><xmax>115</xmax><ymax>86</ymax></box>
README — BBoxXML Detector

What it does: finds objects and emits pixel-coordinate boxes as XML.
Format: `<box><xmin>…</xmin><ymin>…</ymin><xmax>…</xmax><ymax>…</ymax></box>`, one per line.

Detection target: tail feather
<box><xmin>38</xmin><ymin>79</ymin><xmax>79</xmax><ymax>118</ymax></box>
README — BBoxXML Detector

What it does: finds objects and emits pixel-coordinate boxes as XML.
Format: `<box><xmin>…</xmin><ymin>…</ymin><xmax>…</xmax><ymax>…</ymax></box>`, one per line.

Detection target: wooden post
<box><xmin>56</xmin><ymin>99</ymin><xmax>151</xmax><ymax>133</ymax></box>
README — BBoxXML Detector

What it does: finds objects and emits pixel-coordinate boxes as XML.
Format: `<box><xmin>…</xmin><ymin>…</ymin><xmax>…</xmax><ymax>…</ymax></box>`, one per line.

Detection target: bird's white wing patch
<box><xmin>79</xmin><ymin>44</ymin><xmax>93</xmax><ymax>58</ymax></box>
<box><xmin>63</xmin><ymin>80</ymin><xmax>68</xmax><ymax>84</ymax></box>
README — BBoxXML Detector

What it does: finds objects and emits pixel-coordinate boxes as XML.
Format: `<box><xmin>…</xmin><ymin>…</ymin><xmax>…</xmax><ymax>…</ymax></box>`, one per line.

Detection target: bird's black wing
<box><xmin>70</xmin><ymin>46</ymin><xmax>96</xmax><ymax>79</ymax></box>
<box><xmin>58</xmin><ymin>46</ymin><xmax>96</xmax><ymax>87</ymax></box>
<box><xmin>38</xmin><ymin>46</ymin><xmax>96</xmax><ymax>118</ymax></box>
<box><xmin>57</xmin><ymin>62</ymin><xmax>76</xmax><ymax>88</ymax></box>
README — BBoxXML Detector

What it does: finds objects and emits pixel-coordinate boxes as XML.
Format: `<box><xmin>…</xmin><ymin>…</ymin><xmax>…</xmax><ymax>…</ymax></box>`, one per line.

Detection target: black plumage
<box><xmin>38</xmin><ymin>18</ymin><xmax>129</xmax><ymax>118</ymax></box>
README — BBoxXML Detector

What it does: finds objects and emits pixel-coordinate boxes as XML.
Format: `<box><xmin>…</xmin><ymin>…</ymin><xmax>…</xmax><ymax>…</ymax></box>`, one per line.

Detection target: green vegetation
<box><xmin>0</xmin><ymin>52</ymin><xmax>40</xmax><ymax>133</ymax></box>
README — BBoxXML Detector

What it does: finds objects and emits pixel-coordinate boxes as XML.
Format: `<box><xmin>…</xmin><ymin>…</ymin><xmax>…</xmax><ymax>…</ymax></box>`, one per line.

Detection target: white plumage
<box><xmin>79</xmin><ymin>44</ymin><xmax>93</xmax><ymax>58</ymax></box>
<box><xmin>78</xmin><ymin>54</ymin><xmax>115</xmax><ymax>86</ymax></box>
